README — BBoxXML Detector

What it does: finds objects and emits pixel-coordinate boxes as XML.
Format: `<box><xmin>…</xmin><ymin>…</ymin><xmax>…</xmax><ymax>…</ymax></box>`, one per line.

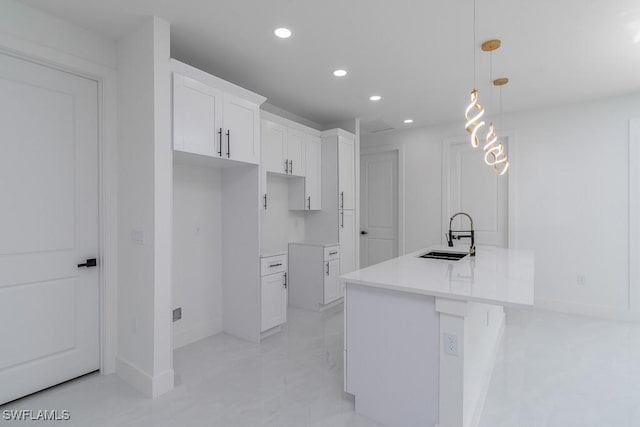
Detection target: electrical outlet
<box><xmin>577</xmin><ymin>274</ymin><xmax>586</xmax><ymax>286</ymax></box>
<box><xmin>173</xmin><ymin>307</ymin><xmax>182</xmax><ymax>322</ymax></box>
<box><xmin>444</xmin><ymin>333</ymin><xmax>459</xmax><ymax>356</ymax></box>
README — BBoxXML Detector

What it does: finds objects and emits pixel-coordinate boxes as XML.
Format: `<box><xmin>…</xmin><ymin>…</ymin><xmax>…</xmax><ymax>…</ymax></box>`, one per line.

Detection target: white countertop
<box><xmin>289</xmin><ymin>241</ymin><xmax>339</xmax><ymax>248</ymax></box>
<box><xmin>340</xmin><ymin>246</ymin><xmax>534</xmax><ymax>307</ymax></box>
<box><xmin>260</xmin><ymin>248</ymin><xmax>287</xmax><ymax>258</ymax></box>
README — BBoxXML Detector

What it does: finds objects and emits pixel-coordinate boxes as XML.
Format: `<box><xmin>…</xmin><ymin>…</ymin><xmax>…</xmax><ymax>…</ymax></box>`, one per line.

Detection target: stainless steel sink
<box><xmin>419</xmin><ymin>250</ymin><xmax>468</xmax><ymax>261</ymax></box>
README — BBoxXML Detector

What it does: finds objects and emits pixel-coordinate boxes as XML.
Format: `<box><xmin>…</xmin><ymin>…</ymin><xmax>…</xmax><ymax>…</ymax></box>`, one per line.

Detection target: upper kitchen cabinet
<box><xmin>260</xmin><ymin>111</ymin><xmax>322</xmax><ymax>211</ymax></box>
<box><xmin>338</xmin><ymin>135</ymin><xmax>355</xmax><ymax>210</ymax></box>
<box><xmin>261</xmin><ymin>118</ymin><xmax>306</xmax><ymax>177</ymax></box>
<box><xmin>171</xmin><ymin>59</ymin><xmax>265</xmax><ymax>165</ymax></box>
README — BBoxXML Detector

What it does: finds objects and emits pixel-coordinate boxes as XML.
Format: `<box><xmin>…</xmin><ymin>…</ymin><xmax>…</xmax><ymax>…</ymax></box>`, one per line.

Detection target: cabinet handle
<box><xmin>285</xmin><ymin>159</ymin><xmax>289</xmax><ymax>173</ymax></box>
<box><xmin>218</xmin><ymin>128</ymin><xmax>223</xmax><ymax>157</ymax></box>
<box><xmin>289</xmin><ymin>160</ymin><xmax>293</xmax><ymax>174</ymax></box>
<box><xmin>341</xmin><ymin>210</ymin><xmax>344</xmax><ymax>228</ymax></box>
<box><xmin>329</xmin><ymin>251</ymin><xmax>338</xmax><ymax>255</ymax></box>
<box><xmin>283</xmin><ymin>272</ymin><xmax>287</xmax><ymax>288</ymax></box>
<box><xmin>263</xmin><ymin>194</ymin><xmax>267</xmax><ymax>210</ymax></box>
<box><xmin>340</xmin><ymin>191</ymin><xmax>344</xmax><ymax>209</ymax></box>
<box><xmin>269</xmin><ymin>262</ymin><xmax>282</xmax><ymax>268</ymax></box>
<box><xmin>307</xmin><ymin>196</ymin><xmax>311</xmax><ymax>210</ymax></box>
<box><xmin>226</xmin><ymin>130</ymin><xmax>230</xmax><ymax>158</ymax></box>
<box><xmin>326</xmin><ymin>262</ymin><xmax>330</xmax><ymax>276</ymax></box>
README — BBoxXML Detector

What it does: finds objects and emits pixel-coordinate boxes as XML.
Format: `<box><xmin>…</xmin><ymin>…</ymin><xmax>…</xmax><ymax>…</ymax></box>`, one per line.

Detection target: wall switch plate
<box><xmin>444</xmin><ymin>333</ymin><xmax>459</xmax><ymax>356</ymax></box>
<box><xmin>172</xmin><ymin>307</ymin><xmax>182</xmax><ymax>322</ymax></box>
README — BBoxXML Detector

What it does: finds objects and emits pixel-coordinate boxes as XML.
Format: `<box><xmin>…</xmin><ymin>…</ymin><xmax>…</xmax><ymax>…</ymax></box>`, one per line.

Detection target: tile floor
<box><xmin>2</xmin><ymin>307</ymin><xmax>640</xmax><ymax>426</ymax></box>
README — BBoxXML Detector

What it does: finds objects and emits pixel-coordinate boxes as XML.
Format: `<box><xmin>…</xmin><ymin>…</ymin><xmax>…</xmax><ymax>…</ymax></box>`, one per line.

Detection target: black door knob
<box><xmin>78</xmin><ymin>258</ymin><xmax>97</xmax><ymax>268</ymax></box>
<box><xmin>360</xmin><ymin>230</ymin><xmax>368</xmax><ymax>235</ymax></box>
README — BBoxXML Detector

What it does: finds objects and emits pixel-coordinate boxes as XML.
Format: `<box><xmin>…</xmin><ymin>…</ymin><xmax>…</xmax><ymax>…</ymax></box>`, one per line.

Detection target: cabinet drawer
<box><xmin>261</xmin><ymin>254</ymin><xmax>287</xmax><ymax>276</ymax></box>
<box><xmin>324</xmin><ymin>246</ymin><xmax>340</xmax><ymax>261</ymax></box>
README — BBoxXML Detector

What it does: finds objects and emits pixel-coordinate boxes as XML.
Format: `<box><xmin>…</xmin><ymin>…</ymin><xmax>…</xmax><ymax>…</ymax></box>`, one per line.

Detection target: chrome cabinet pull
<box><xmin>340</xmin><ymin>191</ymin><xmax>344</xmax><ymax>209</ymax></box>
<box><xmin>285</xmin><ymin>159</ymin><xmax>289</xmax><ymax>173</ymax></box>
<box><xmin>341</xmin><ymin>210</ymin><xmax>344</xmax><ymax>228</ymax></box>
<box><xmin>263</xmin><ymin>194</ymin><xmax>267</xmax><ymax>210</ymax></box>
<box><xmin>269</xmin><ymin>263</ymin><xmax>282</xmax><ymax>268</ymax></box>
<box><xmin>326</xmin><ymin>262</ymin><xmax>330</xmax><ymax>275</ymax></box>
<box><xmin>283</xmin><ymin>272</ymin><xmax>287</xmax><ymax>288</ymax></box>
<box><xmin>226</xmin><ymin>130</ymin><xmax>230</xmax><ymax>158</ymax></box>
<box><xmin>329</xmin><ymin>251</ymin><xmax>337</xmax><ymax>255</ymax></box>
<box><xmin>289</xmin><ymin>160</ymin><xmax>293</xmax><ymax>174</ymax></box>
<box><xmin>218</xmin><ymin>128</ymin><xmax>223</xmax><ymax>157</ymax></box>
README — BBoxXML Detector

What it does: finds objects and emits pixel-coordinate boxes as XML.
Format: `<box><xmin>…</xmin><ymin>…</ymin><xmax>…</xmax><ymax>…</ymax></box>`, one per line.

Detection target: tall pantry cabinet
<box><xmin>306</xmin><ymin>129</ymin><xmax>357</xmax><ymax>275</ymax></box>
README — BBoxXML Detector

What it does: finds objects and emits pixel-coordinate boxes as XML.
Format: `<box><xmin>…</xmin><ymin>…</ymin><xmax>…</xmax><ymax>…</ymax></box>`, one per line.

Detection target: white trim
<box><xmin>170</xmin><ymin>58</ymin><xmax>266</xmax><ymax>106</ymax></box>
<box><xmin>441</xmin><ymin>130</ymin><xmax>517</xmax><ymax>249</ymax></box>
<box><xmin>0</xmin><ymin>32</ymin><xmax>119</xmax><ymax>375</ymax></box>
<box><xmin>360</xmin><ymin>145</ymin><xmax>407</xmax><ymax>257</ymax></box>
<box><xmin>260</xmin><ymin>110</ymin><xmax>322</xmax><ymax>136</ymax></box>
<box><xmin>116</xmin><ymin>357</ymin><xmax>175</xmax><ymax>398</ymax></box>
<box><xmin>629</xmin><ymin>119</ymin><xmax>639</xmax><ymax>315</ymax></box>
<box><xmin>321</xmin><ymin>127</ymin><xmax>356</xmax><ymax>139</ymax></box>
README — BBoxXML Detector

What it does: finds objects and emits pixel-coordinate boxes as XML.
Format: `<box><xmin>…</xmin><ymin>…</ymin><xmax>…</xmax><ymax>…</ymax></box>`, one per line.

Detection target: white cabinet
<box><xmin>261</xmin><ymin>119</ymin><xmax>306</xmax><ymax>176</ymax></box>
<box><xmin>289</xmin><ymin>242</ymin><xmax>341</xmax><ymax>311</ymax></box>
<box><xmin>262</xmin><ymin>120</ymin><xmax>287</xmax><ymax>174</ymax></box>
<box><xmin>339</xmin><ymin>209</ymin><xmax>356</xmax><ymax>275</ymax></box>
<box><xmin>304</xmin><ymin>135</ymin><xmax>322</xmax><ymax>210</ymax></box>
<box><xmin>172</xmin><ymin>73</ymin><xmax>222</xmax><ymax>157</ymax></box>
<box><xmin>338</xmin><ymin>135</ymin><xmax>355</xmax><ymax>210</ymax></box>
<box><xmin>286</xmin><ymin>128</ymin><xmax>305</xmax><ymax>177</ymax></box>
<box><xmin>222</xmin><ymin>93</ymin><xmax>260</xmax><ymax>164</ymax></box>
<box><xmin>261</xmin><ymin>113</ymin><xmax>322</xmax><ymax>211</ymax></box>
<box><xmin>172</xmin><ymin>63</ymin><xmax>262</xmax><ymax>164</ymax></box>
<box><xmin>260</xmin><ymin>253</ymin><xmax>287</xmax><ymax>332</ymax></box>
<box><xmin>306</xmin><ymin>128</ymin><xmax>358</xmax><ymax>273</ymax></box>
<box><xmin>324</xmin><ymin>258</ymin><xmax>340</xmax><ymax>304</ymax></box>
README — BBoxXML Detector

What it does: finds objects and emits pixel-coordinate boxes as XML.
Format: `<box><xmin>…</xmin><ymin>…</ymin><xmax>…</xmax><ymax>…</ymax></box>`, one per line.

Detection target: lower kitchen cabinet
<box><xmin>288</xmin><ymin>242</ymin><xmax>342</xmax><ymax>311</ymax></box>
<box><xmin>260</xmin><ymin>252</ymin><xmax>288</xmax><ymax>332</ymax></box>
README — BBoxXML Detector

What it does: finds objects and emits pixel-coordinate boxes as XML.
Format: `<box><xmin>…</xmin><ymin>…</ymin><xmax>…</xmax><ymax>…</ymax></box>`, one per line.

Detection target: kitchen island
<box><xmin>340</xmin><ymin>246</ymin><xmax>534</xmax><ymax>427</ymax></box>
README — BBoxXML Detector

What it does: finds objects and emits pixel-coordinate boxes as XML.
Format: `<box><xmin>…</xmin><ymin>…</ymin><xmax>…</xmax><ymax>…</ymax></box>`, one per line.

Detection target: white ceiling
<box><xmin>20</xmin><ymin>0</ymin><xmax>640</xmax><ymax>130</ymax></box>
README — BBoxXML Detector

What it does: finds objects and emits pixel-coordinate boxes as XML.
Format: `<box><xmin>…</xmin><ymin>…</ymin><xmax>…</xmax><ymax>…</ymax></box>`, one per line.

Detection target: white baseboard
<box><xmin>116</xmin><ymin>356</ymin><xmax>174</xmax><ymax>398</ymax></box>
<box><xmin>534</xmin><ymin>298</ymin><xmax>640</xmax><ymax>322</ymax></box>
<box><xmin>173</xmin><ymin>320</ymin><xmax>222</xmax><ymax>349</ymax></box>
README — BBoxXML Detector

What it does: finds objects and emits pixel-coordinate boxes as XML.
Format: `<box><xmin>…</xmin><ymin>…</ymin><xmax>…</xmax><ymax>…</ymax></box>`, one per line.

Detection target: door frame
<box><xmin>360</xmin><ymin>146</ymin><xmax>406</xmax><ymax>259</ymax></box>
<box><xmin>441</xmin><ymin>130</ymin><xmax>518</xmax><ymax>248</ymax></box>
<box><xmin>0</xmin><ymin>34</ymin><xmax>118</xmax><ymax>374</ymax></box>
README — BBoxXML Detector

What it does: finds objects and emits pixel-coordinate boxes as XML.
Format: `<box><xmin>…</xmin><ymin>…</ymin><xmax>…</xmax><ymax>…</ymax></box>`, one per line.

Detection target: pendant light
<box><xmin>464</xmin><ymin>0</ymin><xmax>485</xmax><ymax>148</ymax></box>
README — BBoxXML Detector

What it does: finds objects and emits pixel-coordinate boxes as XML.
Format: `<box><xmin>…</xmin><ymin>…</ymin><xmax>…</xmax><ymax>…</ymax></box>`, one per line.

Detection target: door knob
<box><xmin>77</xmin><ymin>258</ymin><xmax>97</xmax><ymax>268</ymax></box>
<box><xmin>360</xmin><ymin>230</ymin><xmax>368</xmax><ymax>235</ymax></box>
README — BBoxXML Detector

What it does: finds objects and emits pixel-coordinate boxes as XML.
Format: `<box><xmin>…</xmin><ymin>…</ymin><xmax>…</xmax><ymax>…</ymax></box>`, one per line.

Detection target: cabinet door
<box><xmin>287</xmin><ymin>128</ymin><xmax>306</xmax><ymax>177</ymax></box>
<box><xmin>339</xmin><ymin>209</ymin><xmax>356</xmax><ymax>275</ymax></box>
<box><xmin>261</xmin><ymin>272</ymin><xmax>287</xmax><ymax>332</ymax></box>
<box><xmin>324</xmin><ymin>259</ymin><xmax>340</xmax><ymax>304</ymax></box>
<box><xmin>338</xmin><ymin>136</ymin><xmax>355</xmax><ymax>210</ymax></box>
<box><xmin>173</xmin><ymin>73</ymin><xmax>223</xmax><ymax>156</ymax></box>
<box><xmin>223</xmin><ymin>94</ymin><xmax>259</xmax><ymax>164</ymax></box>
<box><xmin>305</xmin><ymin>135</ymin><xmax>322</xmax><ymax>210</ymax></box>
<box><xmin>261</xmin><ymin>120</ymin><xmax>287</xmax><ymax>174</ymax></box>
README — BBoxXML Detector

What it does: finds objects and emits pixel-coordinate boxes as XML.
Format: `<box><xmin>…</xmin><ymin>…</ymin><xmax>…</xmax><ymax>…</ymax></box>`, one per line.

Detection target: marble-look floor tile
<box><xmin>3</xmin><ymin>307</ymin><xmax>639</xmax><ymax>426</ymax></box>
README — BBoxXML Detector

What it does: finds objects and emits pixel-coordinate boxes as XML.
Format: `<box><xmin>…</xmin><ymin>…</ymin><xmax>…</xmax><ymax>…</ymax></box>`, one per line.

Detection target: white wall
<box><xmin>260</xmin><ymin>175</ymin><xmax>306</xmax><ymax>252</ymax></box>
<box><xmin>172</xmin><ymin>163</ymin><xmax>223</xmax><ymax>348</ymax></box>
<box><xmin>116</xmin><ymin>16</ymin><xmax>173</xmax><ymax>397</ymax></box>
<box><xmin>363</xmin><ymin>93</ymin><xmax>640</xmax><ymax>320</ymax></box>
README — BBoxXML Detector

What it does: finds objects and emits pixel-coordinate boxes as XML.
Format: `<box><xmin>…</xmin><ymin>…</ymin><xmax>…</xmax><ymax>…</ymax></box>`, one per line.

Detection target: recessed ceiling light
<box><xmin>403</xmin><ymin>119</ymin><xmax>414</xmax><ymax>124</ymax></box>
<box><xmin>333</xmin><ymin>69</ymin><xmax>347</xmax><ymax>77</ymax></box>
<box><xmin>369</xmin><ymin>95</ymin><xmax>382</xmax><ymax>101</ymax></box>
<box><xmin>274</xmin><ymin>27</ymin><xmax>292</xmax><ymax>38</ymax></box>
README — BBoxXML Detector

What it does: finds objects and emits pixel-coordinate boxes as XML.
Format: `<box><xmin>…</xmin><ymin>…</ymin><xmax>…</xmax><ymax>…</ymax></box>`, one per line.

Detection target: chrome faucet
<box><xmin>447</xmin><ymin>212</ymin><xmax>476</xmax><ymax>256</ymax></box>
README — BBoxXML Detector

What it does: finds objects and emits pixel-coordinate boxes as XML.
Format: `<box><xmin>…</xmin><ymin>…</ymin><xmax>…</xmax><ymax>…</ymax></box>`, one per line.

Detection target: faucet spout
<box><xmin>447</xmin><ymin>212</ymin><xmax>476</xmax><ymax>256</ymax></box>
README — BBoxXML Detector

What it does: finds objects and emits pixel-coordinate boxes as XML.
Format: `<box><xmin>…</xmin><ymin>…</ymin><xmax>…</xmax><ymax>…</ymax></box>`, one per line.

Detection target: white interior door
<box><xmin>360</xmin><ymin>151</ymin><xmax>399</xmax><ymax>267</ymax></box>
<box><xmin>444</xmin><ymin>139</ymin><xmax>508</xmax><ymax>248</ymax></box>
<box><xmin>0</xmin><ymin>53</ymin><xmax>100</xmax><ymax>404</ymax></box>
